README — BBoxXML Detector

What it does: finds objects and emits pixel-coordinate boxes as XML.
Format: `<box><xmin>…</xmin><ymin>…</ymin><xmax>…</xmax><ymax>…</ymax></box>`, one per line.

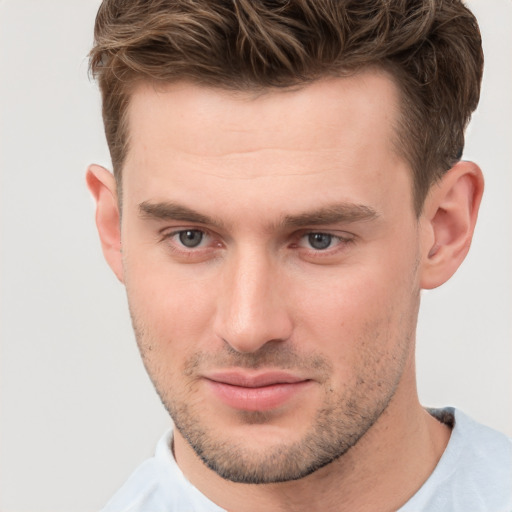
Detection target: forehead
<box><xmin>122</xmin><ymin>71</ymin><xmax>411</xmax><ymax>217</ymax></box>
<box><xmin>125</xmin><ymin>71</ymin><xmax>400</xmax><ymax>163</ymax></box>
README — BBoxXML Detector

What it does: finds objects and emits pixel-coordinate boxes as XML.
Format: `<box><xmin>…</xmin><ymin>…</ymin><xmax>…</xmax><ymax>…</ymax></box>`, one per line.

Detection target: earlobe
<box><xmin>86</xmin><ymin>164</ymin><xmax>124</xmax><ymax>283</ymax></box>
<box><xmin>420</xmin><ymin>161</ymin><xmax>484</xmax><ymax>290</ymax></box>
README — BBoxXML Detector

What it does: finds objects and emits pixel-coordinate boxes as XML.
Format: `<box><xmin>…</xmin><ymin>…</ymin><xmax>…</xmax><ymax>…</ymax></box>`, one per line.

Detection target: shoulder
<box><xmin>100</xmin><ymin>430</ymin><xmax>225</xmax><ymax>512</ymax></box>
<box><xmin>400</xmin><ymin>407</ymin><xmax>512</xmax><ymax>512</ymax></box>
<box><xmin>438</xmin><ymin>408</ymin><xmax>512</xmax><ymax>482</ymax></box>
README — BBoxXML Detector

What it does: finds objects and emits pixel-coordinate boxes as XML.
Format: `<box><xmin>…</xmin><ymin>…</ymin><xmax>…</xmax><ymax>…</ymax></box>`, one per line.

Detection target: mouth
<box><xmin>203</xmin><ymin>370</ymin><xmax>313</xmax><ymax>411</ymax></box>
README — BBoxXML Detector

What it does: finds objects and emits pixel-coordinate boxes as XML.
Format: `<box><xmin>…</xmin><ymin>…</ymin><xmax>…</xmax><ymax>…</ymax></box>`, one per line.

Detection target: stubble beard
<box><xmin>169</xmin><ymin>382</ymin><xmax>392</xmax><ymax>484</ymax></box>
<box><xmin>133</xmin><ymin>334</ymin><xmax>410</xmax><ymax>485</ymax></box>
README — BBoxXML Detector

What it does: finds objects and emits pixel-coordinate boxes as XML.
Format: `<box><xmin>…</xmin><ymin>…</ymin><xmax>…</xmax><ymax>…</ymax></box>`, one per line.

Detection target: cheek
<box><xmin>293</xmin><ymin>253</ymin><xmax>419</xmax><ymax>367</ymax></box>
<box><xmin>124</xmin><ymin>254</ymin><xmax>218</xmax><ymax>357</ymax></box>
<box><xmin>297</xmin><ymin>283</ymin><xmax>418</xmax><ymax>405</ymax></box>
<box><xmin>124</xmin><ymin>268</ymin><xmax>218</xmax><ymax>406</ymax></box>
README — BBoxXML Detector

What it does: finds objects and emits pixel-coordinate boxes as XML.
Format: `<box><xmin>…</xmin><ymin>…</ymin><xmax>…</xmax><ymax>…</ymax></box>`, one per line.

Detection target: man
<box><xmin>86</xmin><ymin>0</ymin><xmax>511</xmax><ymax>510</ymax></box>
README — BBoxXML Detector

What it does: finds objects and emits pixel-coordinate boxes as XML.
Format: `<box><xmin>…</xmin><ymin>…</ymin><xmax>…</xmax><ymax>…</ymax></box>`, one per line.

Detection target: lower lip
<box><xmin>205</xmin><ymin>379</ymin><xmax>312</xmax><ymax>411</ymax></box>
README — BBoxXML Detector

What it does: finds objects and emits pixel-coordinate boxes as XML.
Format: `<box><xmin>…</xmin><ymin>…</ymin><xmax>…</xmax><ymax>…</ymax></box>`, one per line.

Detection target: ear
<box><xmin>86</xmin><ymin>164</ymin><xmax>124</xmax><ymax>283</ymax></box>
<box><xmin>420</xmin><ymin>161</ymin><xmax>484</xmax><ymax>290</ymax></box>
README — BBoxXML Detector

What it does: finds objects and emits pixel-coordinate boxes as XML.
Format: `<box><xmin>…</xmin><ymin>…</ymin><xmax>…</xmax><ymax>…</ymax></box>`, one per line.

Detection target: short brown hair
<box><xmin>89</xmin><ymin>0</ymin><xmax>483</xmax><ymax>213</ymax></box>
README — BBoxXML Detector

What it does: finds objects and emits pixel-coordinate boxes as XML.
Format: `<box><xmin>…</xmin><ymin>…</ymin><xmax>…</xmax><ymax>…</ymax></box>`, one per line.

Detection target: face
<box><xmin>120</xmin><ymin>72</ymin><xmax>423</xmax><ymax>483</ymax></box>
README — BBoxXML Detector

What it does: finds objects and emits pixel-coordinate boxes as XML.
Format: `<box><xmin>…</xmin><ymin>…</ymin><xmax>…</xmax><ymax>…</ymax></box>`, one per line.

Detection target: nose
<box><xmin>213</xmin><ymin>248</ymin><xmax>293</xmax><ymax>353</ymax></box>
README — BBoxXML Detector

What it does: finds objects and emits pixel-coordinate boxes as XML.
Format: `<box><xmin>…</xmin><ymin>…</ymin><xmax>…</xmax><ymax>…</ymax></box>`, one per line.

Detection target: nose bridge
<box><xmin>214</xmin><ymin>245</ymin><xmax>292</xmax><ymax>353</ymax></box>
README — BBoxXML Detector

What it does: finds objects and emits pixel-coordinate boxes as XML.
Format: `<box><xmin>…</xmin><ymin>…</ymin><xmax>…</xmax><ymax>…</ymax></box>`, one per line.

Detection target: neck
<box><xmin>174</xmin><ymin>369</ymin><xmax>451</xmax><ymax>512</ymax></box>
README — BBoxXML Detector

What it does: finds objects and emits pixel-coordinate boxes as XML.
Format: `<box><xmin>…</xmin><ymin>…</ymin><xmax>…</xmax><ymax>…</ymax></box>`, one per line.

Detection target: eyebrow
<box><xmin>138</xmin><ymin>200</ymin><xmax>379</xmax><ymax>229</ymax></box>
<box><xmin>139</xmin><ymin>201</ymin><xmax>217</xmax><ymax>225</ymax></box>
<box><xmin>282</xmin><ymin>204</ymin><xmax>379</xmax><ymax>227</ymax></box>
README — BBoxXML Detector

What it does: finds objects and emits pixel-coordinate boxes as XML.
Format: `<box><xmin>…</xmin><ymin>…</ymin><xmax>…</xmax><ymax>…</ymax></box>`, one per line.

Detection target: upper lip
<box><xmin>204</xmin><ymin>370</ymin><xmax>307</xmax><ymax>388</ymax></box>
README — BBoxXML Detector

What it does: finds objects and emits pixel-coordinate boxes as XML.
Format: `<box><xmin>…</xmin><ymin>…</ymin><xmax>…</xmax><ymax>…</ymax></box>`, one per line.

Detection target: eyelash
<box><xmin>159</xmin><ymin>229</ymin><xmax>218</xmax><ymax>261</ymax></box>
<box><xmin>160</xmin><ymin>228</ymin><xmax>355</xmax><ymax>260</ymax></box>
<box><xmin>295</xmin><ymin>232</ymin><xmax>353</xmax><ymax>252</ymax></box>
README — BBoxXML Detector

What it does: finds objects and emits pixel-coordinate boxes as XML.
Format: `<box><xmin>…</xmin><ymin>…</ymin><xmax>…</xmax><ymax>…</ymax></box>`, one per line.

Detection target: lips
<box><xmin>203</xmin><ymin>371</ymin><xmax>312</xmax><ymax>411</ymax></box>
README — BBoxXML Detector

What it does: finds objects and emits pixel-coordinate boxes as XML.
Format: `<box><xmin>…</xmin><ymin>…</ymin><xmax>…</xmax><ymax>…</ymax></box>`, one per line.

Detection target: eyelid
<box><xmin>297</xmin><ymin>229</ymin><xmax>354</xmax><ymax>243</ymax></box>
<box><xmin>159</xmin><ymin>224</ymin><xmax>205</xmax><ymax>235</ymax></box>
<box><xmin>159</xmin><ymin>227</ymin><xmax>228</xmax><ymax>259</ymax></box>
<box><xmin>293</xmin><ymin>230</ymin><xmax>356</xmax><ymax>259</ymax></box>
<box><xmin>161</xmin><ymin>227</ymin><xmax>209</xmax><ymax>244</ymax></box>
<box><xmin>157</xmin><ymin>225</ymin><xmax>355</xmax><ymax>262</ymax></box>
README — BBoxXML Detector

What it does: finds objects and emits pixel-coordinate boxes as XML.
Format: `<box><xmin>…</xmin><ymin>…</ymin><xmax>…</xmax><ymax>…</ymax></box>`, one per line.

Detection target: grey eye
<box><xmin>178</xmin><ymin>230</ymin><xmax>204</xmax><ymax>248</ymax></box>
<box><xmin>308</xmin><ymin>233</ymin><xmax>332</xmax><ymax>250</ymax></box>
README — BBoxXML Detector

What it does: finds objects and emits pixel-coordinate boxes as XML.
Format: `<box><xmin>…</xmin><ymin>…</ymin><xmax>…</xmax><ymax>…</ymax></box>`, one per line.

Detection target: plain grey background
<box><xmin>1</xmin><ymin>1</ymin><xmax>510</xmax><ymax>510</ymax></box>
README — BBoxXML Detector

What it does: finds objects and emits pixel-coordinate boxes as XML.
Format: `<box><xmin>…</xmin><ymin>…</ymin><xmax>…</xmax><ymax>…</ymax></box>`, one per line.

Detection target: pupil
<box><xmin>308</xmin><ymin>233</ymin><xmax>332</xmax><ymax>250</ymax></box>
<box><xmin>179</xmin><ymin>230</ymin><xmax>203</xmax><ymax>248</ymax></box>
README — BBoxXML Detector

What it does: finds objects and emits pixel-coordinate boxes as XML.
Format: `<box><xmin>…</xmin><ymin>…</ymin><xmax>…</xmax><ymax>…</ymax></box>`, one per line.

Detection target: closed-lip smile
<box><xmin>203</xmin><ymin>370</ymin><xmax>312</xmax><ymax>411</ymax></box>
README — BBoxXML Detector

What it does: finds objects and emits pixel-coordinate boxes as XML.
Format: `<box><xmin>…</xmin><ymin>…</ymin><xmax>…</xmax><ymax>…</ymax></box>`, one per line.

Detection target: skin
<box><xmin>88</xmin><ymin>70</ymin><xmax>483</xmax><ymax>511</ymax></box>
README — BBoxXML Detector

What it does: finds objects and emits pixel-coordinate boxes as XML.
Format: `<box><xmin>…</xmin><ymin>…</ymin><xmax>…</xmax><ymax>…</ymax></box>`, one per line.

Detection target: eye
<box><xmin>159</xmin><ymin>228</ymin><xmax>222</xmax><ymax>263</ymax></box>
<box><xmin>306</xmin><ymin>233</ymin><xmax>334</xmax><ymax>250</ymax></box>
<box><xmin>294</xmin><ymin>231</ymin><xmax>355</xmax><ymax>258</ymax></box>
<box><xmin>177</xmin><ymin>229</ymin><xmax>205</xmax><ymax>248</ymax></box>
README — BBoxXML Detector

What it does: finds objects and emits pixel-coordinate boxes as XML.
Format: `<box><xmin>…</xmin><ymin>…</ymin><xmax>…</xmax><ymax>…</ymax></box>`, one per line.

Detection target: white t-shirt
<box><xmin>101</xmin><ymin>408</ymin><xmax>512</xmax><ymax>512</ymax></box>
